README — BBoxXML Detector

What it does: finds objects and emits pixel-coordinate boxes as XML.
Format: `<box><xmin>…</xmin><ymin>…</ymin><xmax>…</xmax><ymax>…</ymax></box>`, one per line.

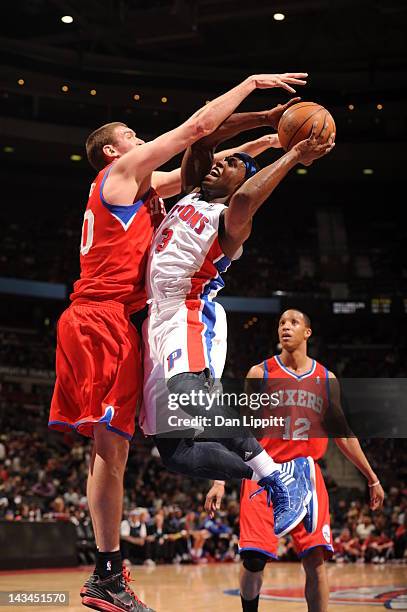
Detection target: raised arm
<box><xmin>105</xmin><ymin>73</ymin><xmax>307</xmax><ymax>204</ymax></box>
<box><xmin>181</xmin><ymin>98</ymin><xmax>300</xmax><ymax>194</ymax></box>
<box><xmin>219</xmin><ymin>122</ymin><xmax>335</xmax><ymax>257</ymax></box>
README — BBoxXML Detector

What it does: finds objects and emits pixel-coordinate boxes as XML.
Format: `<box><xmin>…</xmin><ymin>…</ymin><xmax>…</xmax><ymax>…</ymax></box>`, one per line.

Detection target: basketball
<box><xmin>278</xmin><ymin>101</ymin><xmax>336</xmax><ymax>151</ymax></box>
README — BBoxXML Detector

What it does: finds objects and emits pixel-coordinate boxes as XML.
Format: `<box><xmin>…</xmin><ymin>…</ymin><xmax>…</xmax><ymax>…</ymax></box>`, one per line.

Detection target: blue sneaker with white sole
<box><xmin>250</xmin><ymin>457</ymin><xmax>313</xmax><ymax>537</ymax></box>
<box><xmin>302</xmin><ymin>456</ymin><xmax>318</xmax><ymax>533</ymax></box>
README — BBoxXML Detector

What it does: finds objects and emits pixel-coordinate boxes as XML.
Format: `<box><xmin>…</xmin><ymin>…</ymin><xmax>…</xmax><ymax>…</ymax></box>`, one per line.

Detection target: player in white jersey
<box><xmin>141</xmin><ymin>108</ymin><xmax>336</xmax><ymax>537</ymax></box>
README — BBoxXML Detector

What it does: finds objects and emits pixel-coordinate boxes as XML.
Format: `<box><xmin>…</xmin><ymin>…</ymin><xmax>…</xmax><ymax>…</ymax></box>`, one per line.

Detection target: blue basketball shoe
<box><xmin>302</xmin><ymin>456</ymin><xmax>318</xmax><ymax>534</ymax></box>
<box><xmin>250</xmin><ymin>457</ymin><xmax>314</xmax><ymax>537</ymax></box>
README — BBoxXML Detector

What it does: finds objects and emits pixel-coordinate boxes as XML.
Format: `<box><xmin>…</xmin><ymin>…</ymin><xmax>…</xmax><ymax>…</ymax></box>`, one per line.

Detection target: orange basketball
<box><xmin>278</xmin><ymin>102</ymin><xmax>336</xmax><ymax>151</ymax></box>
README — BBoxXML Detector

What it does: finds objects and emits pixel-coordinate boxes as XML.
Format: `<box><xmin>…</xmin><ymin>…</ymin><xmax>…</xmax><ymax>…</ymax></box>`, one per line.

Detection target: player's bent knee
<box><xmin>154</xmin><ymin>437</ymin><xmax>193</xmax><ymax>476</ymax></box>
<box><xmin>241</xmin><ymin>550</ymin><xmax>268</xmax><ymax>573</ymax></box>
<box><xmin>160</xmin><ymin>452</ymin><xmax>189</xmax><ymax>475</ymax></box>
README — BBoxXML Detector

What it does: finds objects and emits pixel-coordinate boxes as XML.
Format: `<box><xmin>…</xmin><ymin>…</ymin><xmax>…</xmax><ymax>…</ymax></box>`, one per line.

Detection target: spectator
<box><xmin>356</xmin><ymin>515</ymin><xmax>376</xmax><ymax>539</ymax></box>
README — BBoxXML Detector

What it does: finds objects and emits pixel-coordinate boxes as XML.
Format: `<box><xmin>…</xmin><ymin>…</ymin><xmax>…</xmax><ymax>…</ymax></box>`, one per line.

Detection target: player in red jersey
<box><xmin>48</xmin><ymin>72</ymin><xmax>309</xmax><ymax>612</ymax></box>
<box><xmin>206</xmin><ymin>309</ymin><xmax>385</xmax><ymax>612</ymax></box>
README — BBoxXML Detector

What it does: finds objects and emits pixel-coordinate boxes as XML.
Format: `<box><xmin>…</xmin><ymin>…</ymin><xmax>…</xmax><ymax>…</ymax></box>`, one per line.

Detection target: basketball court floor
<box><xmin>1</xmin><ymin>562</ymin><xmax>406</xmax><ymax>610</ymax></box>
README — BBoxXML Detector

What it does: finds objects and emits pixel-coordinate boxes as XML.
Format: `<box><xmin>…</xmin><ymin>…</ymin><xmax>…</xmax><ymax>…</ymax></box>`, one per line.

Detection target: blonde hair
<box><xmin>85</xmin><ymin>122</ymin><xmax>126</xmax><ymax>171</ymax></box>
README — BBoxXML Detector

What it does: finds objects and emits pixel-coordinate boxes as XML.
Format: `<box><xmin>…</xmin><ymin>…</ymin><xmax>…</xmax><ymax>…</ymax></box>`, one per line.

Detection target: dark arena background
<box><xmin>0</xmin><ymin>1</ymin><xmax>406</xmax><ymax>611</ymax></box>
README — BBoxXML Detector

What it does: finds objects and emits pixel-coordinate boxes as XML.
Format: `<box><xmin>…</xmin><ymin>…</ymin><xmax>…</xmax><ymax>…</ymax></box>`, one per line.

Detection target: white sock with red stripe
<box><xmin>245</xmin><ymin>450</ymin><xmax>280</xmax><ymax>479</ymax></box>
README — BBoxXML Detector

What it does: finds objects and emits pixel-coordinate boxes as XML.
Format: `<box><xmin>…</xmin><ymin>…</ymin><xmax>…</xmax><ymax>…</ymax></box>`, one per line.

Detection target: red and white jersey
<box><xmin>71</xmin><ymin>163</ymin><xmax>165</xmax><ymax>313</ymax></box>
<box><xmin>146</xmin><ymin>192</ymin><xmax>239</xmax><ymax>303</ymax></box>
<box><xmin>260</xmin><ymin>355</ymin><xmax>330</xmax><ymax>462</ymax></box>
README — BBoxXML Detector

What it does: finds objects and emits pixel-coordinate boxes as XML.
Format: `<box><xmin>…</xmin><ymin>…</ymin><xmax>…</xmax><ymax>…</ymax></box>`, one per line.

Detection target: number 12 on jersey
<box><xmin>283</xmin><ymin>416</ymin><xmax>310</xmax><ymax>440</ymax></box>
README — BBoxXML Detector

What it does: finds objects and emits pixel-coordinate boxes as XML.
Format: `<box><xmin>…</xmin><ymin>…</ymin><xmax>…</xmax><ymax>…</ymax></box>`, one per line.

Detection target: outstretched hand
<box><xmin>293</xmin><ymin>121</ymin><xmax>335</xmax><ymax>166</ymax></box>
<box><xmin>250</xmin><ymin>73</ymin><xmax>308</xmax><ymax>94</ymax></box>
<box><xmin>266</xmin><ymin>97</ymin><xmax>302</xmax><ymax>129</ymax></box>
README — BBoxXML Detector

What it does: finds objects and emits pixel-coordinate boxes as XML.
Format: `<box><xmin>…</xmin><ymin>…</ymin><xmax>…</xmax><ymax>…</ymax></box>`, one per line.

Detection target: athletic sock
<box><xmin>245</xmin><ymin>449</ymin><xmax>280</xmax><ymax>479</ymax></box>
<box><xmin>96</xmin><ymin>550</ymin><xmax>122</xmax><ymax>579</ymax></box>
<box><xmin>240</xmin><ymin>594</ymin><xmax>259</xmax><ymax>611</ymax></box>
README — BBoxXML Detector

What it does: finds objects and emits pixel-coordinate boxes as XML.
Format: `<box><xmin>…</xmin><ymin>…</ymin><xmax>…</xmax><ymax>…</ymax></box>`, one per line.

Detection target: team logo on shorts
<box><xmin>167</xmin><ymin>349</ymin><xmax>182</xmax><ymax>370</ymax></box>
<box><xmin>224</xmin><ymin>586</ymin><xmax>407</xmax><ymax>607</ymax></box>
<box><xmin>322</xmin><ymin>524</ymin><xmax>331</xmax><ymax>543</ymax></box>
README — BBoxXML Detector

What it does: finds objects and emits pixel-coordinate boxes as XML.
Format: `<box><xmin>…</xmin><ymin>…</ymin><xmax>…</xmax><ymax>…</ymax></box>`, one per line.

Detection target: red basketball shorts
<box><xmin>239</xmin><ymin>462</ymin><xmax>333</xmax><ymax>559</ymax></box>
<box><xmin>49</xmin><ymin>299</ymin><xmax>142</xmax><ymax>440</ymax></box>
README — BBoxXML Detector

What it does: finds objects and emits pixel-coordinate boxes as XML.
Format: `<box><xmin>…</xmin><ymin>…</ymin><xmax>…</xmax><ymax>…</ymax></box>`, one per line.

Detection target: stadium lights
<box><xmin>90</xmin><ymin>89</ymin><xmax>97</xmax><ymax>96</ymax></box>
<box><xmin>17</xmin><ymin>79</ymin><xmax>25</xmax><ymax>86</ymax></box>
<box><xmin>161</xmin><ymin>96</ymin><xmax>168</xmax><ymax>103</ymax></box>
<box><xmin>3</xmin><ymin>146</ymin><xmax>14</xmax><ymax>153</ymax></box>
<box><xmin>61</xmin><ymin>15</ymin><xmax>73</xmax><ymax>24</ymax></box>
<box><xmin>348</xmin><ymin>104</ymin><xmax>354</xmax><ymax>111</ymax></box>
<box><xmin>61</xmin><ymin>85</ymin><xmax>69</xmax><ymax>93</ymax></box>
<box><xmin>297</xmin><ymin>168</ymin><xmax>307</xmax><ymax>175</ymax></box>
<box><xmin>273</xmin><ymin>13</ymin><xmax>285</xmax><ymax>21</ymax></box>
<box><xmin>70</xmin><ymin>154</ymin><xmax>82</xmax><ymax>162</ymax></box>
<box><xmin>133</xmin><ymin>94</ymin><xmax>140</xmax><ymax>101</ymax></box>
<box><xmin>363</xmin><ymin>168</ymin><xmax>374</xmax><ymax>175</ymax></box>
<box><xmin>377</xmin><ymin>103</ymin><xmax>383</xmax><ymax>110</ymax></box>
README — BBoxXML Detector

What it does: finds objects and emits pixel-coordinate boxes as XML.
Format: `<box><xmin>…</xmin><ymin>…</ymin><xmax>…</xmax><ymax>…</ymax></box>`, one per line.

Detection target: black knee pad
<box><xmin>241</xmin><ymin>550</ymin><xmax>268</xmax><ymax>573</ymax></box>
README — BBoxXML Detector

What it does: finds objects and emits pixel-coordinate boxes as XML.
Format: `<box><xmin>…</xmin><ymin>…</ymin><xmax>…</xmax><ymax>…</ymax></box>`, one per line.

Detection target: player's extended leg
<box><xmin>160</xmin><ymin>371</ymin><xmax>313</xmax><ymax>536</ymax></box>
<box><xmin>87</xmin><ymin>424</ymin><xmax>129</xmax><ymax>554</ymax></box>
<box><xmin>154</xmin><ymin>435</ymin><xmax>253</xmax><ymax>480</ymax></box>
<box><xmin>49</xmin><ymin>303</ymin><xmax>154</xmax><ymax>611</ymax></box>
<box><xmin>239</xmin><ymin>551</ymin><xmax>268</xmax><ymax>612</ymax></box>
<box><xmin>83</xmin><ymin>425</ymin><xmax>154</xmax><ymax>612</ymax></box>
<box><xmin>167</xmin><ymin>370</ymin><xmax>278</xmax><ymax>467</ymax></box>
<box><xmin>302</xmin><ymin>547</ymin><xmax>329</xmax><ymax>612</ymax></box>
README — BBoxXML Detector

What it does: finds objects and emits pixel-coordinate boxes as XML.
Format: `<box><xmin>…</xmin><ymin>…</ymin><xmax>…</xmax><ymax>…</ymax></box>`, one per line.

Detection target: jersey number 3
<box><xmin>156</xmin><ymin>228</ymin><xmax>173</xmax><ymax>253</ymax></box>
<box><xmin>80</xmin><ymin>210</ymin><xmax>94</xmax><ymax>255</ymax></box>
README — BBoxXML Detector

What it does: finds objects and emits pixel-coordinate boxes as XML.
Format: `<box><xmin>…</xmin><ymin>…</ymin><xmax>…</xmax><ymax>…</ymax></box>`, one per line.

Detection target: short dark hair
<box><xmin>85</xmin><ymin>122</ymin><xmax>127</xmax><ymax>171</ymax></box>
<box><xmin>280</xmin><ymin>309</ymin><xmax>312</xmax><ymax>328</ymax></box>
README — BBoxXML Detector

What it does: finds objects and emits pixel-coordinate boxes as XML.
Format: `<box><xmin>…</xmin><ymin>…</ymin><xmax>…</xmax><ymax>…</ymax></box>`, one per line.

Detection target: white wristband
<box><xmin>368</xmin><ymin>480</ymin><xmax>380</xmax><ymax>488</ymax></box>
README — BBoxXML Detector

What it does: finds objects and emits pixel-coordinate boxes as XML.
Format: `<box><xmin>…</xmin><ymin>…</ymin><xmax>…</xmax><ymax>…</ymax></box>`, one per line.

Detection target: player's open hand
<box><xmin>293</xmin><ymin>121</ymin><xmax>336</xmax><ymax>166</ymax></box>
<box><xmin>369</xmin><ymin>481</ymin><xmax>385</xmax><ymax>511</ymax></box>
<box><xmin>204</xmin><ymin>481</ymin><xmax>225</xmax><ymax>518</ymax></box>
<box><xmin>266</xmin><ymin>97</ymin><xmax>302</xmax><ymax>129</ymax></box>
<box><xmin>249</xmin><ymin>73</ymin><xmax>308</xmax><ymax>94</ymax></box>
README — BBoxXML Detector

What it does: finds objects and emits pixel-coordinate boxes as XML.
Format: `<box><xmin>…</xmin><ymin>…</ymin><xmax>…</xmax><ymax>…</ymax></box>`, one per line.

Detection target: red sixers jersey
<box><xmin>71</xmin><ymin>163</ymin><xmax>165</xmax><ymax>313</ymax></box>
<box><xmin>260</xmin><ymin>355</ymin><xmax>330</xmax><ymax>462</ymax></box>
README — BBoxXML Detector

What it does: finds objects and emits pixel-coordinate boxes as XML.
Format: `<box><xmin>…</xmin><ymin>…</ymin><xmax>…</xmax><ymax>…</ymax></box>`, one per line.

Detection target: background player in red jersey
<box><xmin>205</xmin><ymin>309</ymin><xmax>385</xmax><ymax>612</ymax></box>
<box><xmin>48</xmin><ymin>72</ymin><xmax>309</xmax><ymax>612</ymax></box>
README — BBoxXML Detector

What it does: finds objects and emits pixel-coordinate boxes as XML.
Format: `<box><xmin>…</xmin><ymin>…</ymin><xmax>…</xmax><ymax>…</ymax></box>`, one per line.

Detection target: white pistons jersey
<box><xmin>140</xmin><ymin>192</ymin><xmax>239</xmax><ymax>436</ymax></box>
<box><xmin>146</xmin><ymin>192</ymin><xmax>232</xmax><ymax>302</ymax></box>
